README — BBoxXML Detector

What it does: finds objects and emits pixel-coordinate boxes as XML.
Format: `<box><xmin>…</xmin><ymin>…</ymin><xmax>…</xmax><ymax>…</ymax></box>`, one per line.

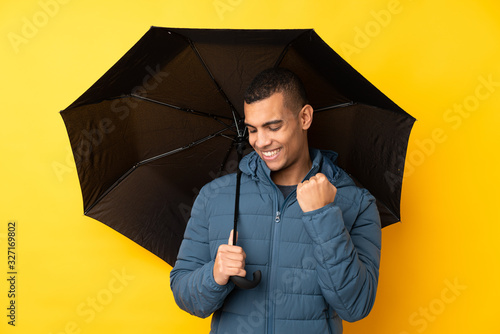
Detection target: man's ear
<box><xmin>300</xmin><ymin>104</ymin><xmax>314</xmax><ymax>130</ymax></box>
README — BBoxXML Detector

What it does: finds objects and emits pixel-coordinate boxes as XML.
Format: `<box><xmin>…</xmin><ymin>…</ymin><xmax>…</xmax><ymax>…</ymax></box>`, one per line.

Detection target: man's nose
<box><xmin>254</xmin><ymin>131</ymin><xmax>271</xmax><ymax>148</ymax></box>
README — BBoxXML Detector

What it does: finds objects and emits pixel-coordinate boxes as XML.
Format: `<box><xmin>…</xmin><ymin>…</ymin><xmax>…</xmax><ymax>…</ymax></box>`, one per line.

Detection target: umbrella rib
<box><xmin>138</xmin><ymin>125</ymin><xmax>234</xmax><ymax>165</ymax></box>
<box><xmin>348</xmin><ymin>171</ymin><xmax>401</xmax><ymax>224</ymax></box>
<box><xmin>84</xmin><ymin>125</ymin><xmax>235</xmax><ymax>215</ymax></box>
<box><xmin>273</xmin><ymin>29</ymin><xmax>311</xmax><ymax>68</ymax></box>
<box><xmin>186</xmin><ymin>39</ymin><xmax>241</xmax><ymax>120</ymax></box>
<box><xmin>220</xmin><ymin>134</ymin><xmax>236</xmax><ymax>141</ymax></box>
<box><xmin>130</xmin><ymin>94</ymin><xmax>234</xmax><ymax>127</ymax></box>
<box><xmin>314</xmin><ymin>101</ymin><xmax>355</xmax><ymax>113</ymax></box>
<box><xmin>375</xmin><ymin>198</ymin><xmax>401</xmax><ymax>225</ymax></box>
<box><xmin>273</xmin><ymin>39</ymin><xmax>293</xmax><ymax>68</ymax></box>
<box><xmin>272</xmin><ymin>31</ymin><xmax>355</xmax><ymax>114</ymax></box>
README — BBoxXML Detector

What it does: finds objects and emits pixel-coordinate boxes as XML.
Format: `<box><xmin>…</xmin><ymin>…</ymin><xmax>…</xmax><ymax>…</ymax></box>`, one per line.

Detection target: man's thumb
<box><xmin>228</xmin><ymin>229</ymin><xmax>238</xmax><ymax>245</ymax></box>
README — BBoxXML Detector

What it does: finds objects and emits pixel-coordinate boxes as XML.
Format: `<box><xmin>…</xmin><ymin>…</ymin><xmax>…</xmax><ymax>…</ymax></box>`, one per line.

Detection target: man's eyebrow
<box><xmin>244</xmin><ymin>122</ymin><xmax>256</xmax><ymax>128</ymax></box>
<box><xmin>244</xmin><ymin>119</ymin><xmax>283</xmax><ymax>128</ymax></box>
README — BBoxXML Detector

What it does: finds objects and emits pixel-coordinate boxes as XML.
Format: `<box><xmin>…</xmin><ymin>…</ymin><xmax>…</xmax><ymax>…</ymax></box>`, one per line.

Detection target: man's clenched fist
<box><xmin>296</xmin><ymin>173</ymin><xmax>337</xmax><ymax>212</ymax></box>
<box><xmin>213</xmin><ymin>230</ymin><xmax>247</xmax><ymax>286</ymax></box>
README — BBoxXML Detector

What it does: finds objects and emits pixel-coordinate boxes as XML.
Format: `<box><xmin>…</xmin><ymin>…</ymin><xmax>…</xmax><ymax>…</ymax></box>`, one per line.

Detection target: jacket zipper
<box><xmin>268</xmin><ymin>184</ymin><xmax>280</xmax><ymax>334</ymax></box>
<box><xmin>275</xmin><ymin>163</ymin><xmax>320</xmax><ymax>221</ymax></box>
<box><xmin>265</xmin><ymin>164</ymin><xmax>319</xmax><ymax>333</ymax></box>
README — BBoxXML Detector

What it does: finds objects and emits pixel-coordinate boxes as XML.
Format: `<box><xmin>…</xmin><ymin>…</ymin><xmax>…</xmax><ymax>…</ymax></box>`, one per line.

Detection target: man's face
<box><xmin>244</xmin><ymin>92</ymin><xmax>309</xmax><ymax>175</ymax></box>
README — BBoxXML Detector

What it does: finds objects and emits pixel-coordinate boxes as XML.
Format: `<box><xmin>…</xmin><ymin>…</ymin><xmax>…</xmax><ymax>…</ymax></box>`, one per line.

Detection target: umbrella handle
<box><xmin>230</xmin><ymin>270</ymin><xmax>262</xmax><ymax>289</ymax></box>
<box><xmin>230</xmin><ymin>134</ymin><xmax>262</xmax><ymax>290</ymax></box>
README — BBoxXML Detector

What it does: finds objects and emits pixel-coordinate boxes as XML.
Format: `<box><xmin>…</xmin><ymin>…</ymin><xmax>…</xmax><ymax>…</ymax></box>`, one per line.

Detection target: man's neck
<box><xmin>271</xmin><ymin>151</ymin><xmax>312</xmax><ymax>186</ymax></box>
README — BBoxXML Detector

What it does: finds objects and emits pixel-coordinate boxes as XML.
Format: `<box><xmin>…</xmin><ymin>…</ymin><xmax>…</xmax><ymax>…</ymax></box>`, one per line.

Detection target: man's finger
<box><xmin>228</xmin><ymin>229</ymin><xmax>239</xmax><ymax>246</ymax></box>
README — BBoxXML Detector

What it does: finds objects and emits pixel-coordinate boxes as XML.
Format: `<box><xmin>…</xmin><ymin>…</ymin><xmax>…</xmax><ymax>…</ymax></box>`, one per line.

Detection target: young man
<box><xmin>170</xmin><ymin>68</ymin><xmax>381</xmax><ymax>333</ymax></box>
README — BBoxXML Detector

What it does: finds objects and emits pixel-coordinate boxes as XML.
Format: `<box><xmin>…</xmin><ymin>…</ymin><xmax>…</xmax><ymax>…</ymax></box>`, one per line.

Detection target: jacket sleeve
<box><xmin>301</xmin><ymin>188</ymin><xmax>381</xmax><ymax>322</ymax></box>
<box><xmin>170</xmin><ymin>185</ymin><xmax>234</xmax><ymax>318</ymax></box>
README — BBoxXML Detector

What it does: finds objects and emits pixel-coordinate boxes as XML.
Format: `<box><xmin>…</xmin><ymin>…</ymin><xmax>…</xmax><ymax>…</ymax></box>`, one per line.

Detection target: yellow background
<box><xmin>1</xmin><ymin>0</ymin><xmax>499</xmax><ymax>333</ymax></box>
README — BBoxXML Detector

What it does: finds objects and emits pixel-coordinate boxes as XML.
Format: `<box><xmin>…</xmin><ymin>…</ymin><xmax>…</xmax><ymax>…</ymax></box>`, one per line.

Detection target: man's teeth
<box><xmin>262</xmin><ymin>149</ymin><xmax>281</xmax><ymax>157</ymax></box>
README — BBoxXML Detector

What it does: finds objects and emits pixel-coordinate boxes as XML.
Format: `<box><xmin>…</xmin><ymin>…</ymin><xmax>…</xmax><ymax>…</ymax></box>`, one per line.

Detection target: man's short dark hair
<box><xmin>244</xmin><ymin>67</ymin><xmax>308</xmax><ymax>112</ymax></box>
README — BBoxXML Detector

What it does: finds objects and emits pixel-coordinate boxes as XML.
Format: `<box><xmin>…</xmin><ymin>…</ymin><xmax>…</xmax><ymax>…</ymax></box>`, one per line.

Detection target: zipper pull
<box><xmin>275</xmin><ymin>211</ymin><xmax>281</xmax><ymax>223</ymax></box>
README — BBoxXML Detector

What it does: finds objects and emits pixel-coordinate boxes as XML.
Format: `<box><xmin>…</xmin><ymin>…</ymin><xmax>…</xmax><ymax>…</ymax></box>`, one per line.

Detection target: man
<box><xmin>170</xmin><ymin>68</ymin><xmax>381</xmax><ymax>333</ymax></box>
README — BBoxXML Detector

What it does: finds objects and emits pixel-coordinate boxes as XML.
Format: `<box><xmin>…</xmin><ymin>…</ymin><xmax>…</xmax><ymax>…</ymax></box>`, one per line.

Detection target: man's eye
<box><xmin>269</xmin><ymin>126</ymin><xmax>281</xmax><ymax>132</ymax></box>
<box><xmin>248</xmin><ymin>129</ymin><xmax>257</xmax><ymax>134</ymax></box>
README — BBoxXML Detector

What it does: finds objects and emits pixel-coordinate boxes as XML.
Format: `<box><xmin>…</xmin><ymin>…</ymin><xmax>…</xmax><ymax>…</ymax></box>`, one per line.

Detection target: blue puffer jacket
<box><xmin>170</xmin><ymin>148</ymin><xmax>381</xmax><ymax>333</ymax></box>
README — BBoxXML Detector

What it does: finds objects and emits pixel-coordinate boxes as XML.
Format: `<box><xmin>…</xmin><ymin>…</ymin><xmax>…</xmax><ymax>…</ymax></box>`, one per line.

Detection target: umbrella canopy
<box><xmin>60</xmin><ymin>27</ymin><xmax>415</xmax><ymax>266</ymax></box>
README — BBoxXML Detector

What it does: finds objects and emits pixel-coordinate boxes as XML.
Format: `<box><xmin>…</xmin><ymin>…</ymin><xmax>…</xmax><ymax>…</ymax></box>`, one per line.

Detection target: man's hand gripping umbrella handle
<box><xmin>230</xmin><ymin>134</ymin><xmax>261</xmax><ymax>289</ymax></box>
<box><xmin>230</xmin><ymin>270</ymin><xmax>262</xmax><ymax>289</ymax></box>
<box><xmin>229</xmin><ymin>223</ymin><xmax>261</xmax><ymax>289</ymax></box>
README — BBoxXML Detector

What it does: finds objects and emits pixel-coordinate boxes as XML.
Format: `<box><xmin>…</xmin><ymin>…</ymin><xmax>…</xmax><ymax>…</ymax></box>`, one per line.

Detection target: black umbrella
<box><xmin>60</xmin><ymin>27</ymin><xmax>415</xmax><ymax>278</ymax></box>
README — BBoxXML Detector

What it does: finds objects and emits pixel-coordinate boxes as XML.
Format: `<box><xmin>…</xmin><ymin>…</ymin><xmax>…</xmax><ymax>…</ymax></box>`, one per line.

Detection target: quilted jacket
<box><xmin>170</xmin><ymin>148</ymin><xmax>381</xmax><ymax>333</ymax></box>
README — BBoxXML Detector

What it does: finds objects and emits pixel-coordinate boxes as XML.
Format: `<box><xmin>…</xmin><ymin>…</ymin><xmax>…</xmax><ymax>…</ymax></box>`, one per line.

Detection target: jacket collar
<box><xmin>239</xmin><ymin>148</ymin><xmax>349</xmax><ymax>187</ymax></box>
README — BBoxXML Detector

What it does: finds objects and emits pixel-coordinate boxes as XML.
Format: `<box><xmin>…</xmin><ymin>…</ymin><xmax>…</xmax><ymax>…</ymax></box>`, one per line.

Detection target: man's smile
<box><xmin>261</xmin><ymin>148</ymin><xmax>282</xmax><ymax>159</ymax></box>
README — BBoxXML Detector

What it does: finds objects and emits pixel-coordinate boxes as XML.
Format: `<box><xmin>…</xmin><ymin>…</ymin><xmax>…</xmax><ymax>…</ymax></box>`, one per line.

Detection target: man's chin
<box><xmin>262</xmin><ymin>159</ymin><xmax>283</xmax><ymax>172</ymax></box>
